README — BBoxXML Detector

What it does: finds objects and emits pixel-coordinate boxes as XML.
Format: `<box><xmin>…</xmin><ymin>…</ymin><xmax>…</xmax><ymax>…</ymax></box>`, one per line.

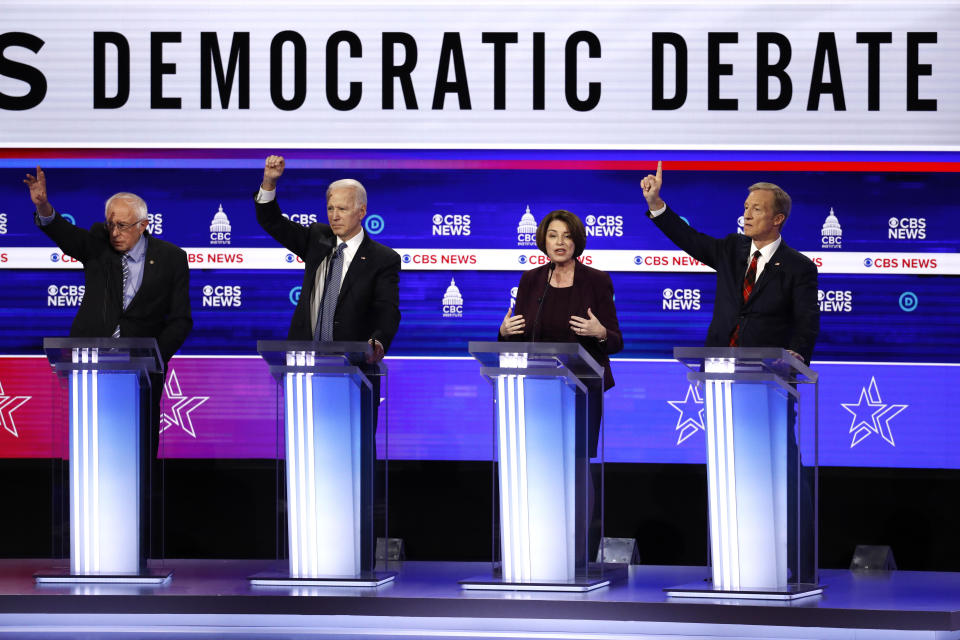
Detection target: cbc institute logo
<box><xmin>442</xmin><ymin>278</ymin><xmax>464</xmax><ymax>318</ymax></box>
<box><xmin>209</xmin><ymin>204</ymin><xmax>231</xmax><ymax>245</ymax></box>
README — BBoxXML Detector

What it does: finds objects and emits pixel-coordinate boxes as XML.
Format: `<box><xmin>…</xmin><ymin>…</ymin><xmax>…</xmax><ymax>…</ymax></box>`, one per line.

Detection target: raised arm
<box><xmin>23</xmin><ymin>166</ymin><xmax>53</xmax><ymax>218</ymax></box>
<box><xmin>255</xmin><ymin>155</ymin><xmax>312</xmax><ymax>257</ymax></box>
<box><xmin>642</xmin><ymin>161</ymin><xmax>725</xmax><ymax>269</ymax></box>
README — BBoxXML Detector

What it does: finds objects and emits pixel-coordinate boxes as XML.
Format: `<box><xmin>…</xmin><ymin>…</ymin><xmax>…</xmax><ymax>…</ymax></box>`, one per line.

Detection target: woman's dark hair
<box><xmin>535</xmin><ymin>209</ymin><xmax>586</xmax><ymax>259</ymax></box>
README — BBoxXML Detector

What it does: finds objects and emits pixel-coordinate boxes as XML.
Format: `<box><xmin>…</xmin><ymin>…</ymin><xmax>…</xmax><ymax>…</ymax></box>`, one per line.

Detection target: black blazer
<box><xmin>37</xmin><ymin>211</ymin><xmax>193</xmax><ymax>365</ymax></box>
<box><xmin>256</xmin><ymin>197</ymin><xmax>401</xmax><ymax>350</ymax></box>
<box><xmin>650</xmin><ymin>207</ymin><xmax>819</xmax><ymax>363</ymax></box>
<box><xmin>500</xmin><ymin>260</ymin><xmax>623</xmax><ymax>390</ymax></box>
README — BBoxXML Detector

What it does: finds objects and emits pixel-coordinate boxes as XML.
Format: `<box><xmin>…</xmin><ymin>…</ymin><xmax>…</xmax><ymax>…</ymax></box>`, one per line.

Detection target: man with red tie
<box><xmin>640</xmin><ymin>161</ymin><xmax>819</xmax><ymax>364</ymax></box>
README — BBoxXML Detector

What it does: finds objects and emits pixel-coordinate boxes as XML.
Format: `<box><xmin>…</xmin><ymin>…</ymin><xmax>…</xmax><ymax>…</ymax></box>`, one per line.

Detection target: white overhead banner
<box><xmin>0</xmin><ymin>0</ymin><xmax>957</xmax><ymax>149</ymax></box>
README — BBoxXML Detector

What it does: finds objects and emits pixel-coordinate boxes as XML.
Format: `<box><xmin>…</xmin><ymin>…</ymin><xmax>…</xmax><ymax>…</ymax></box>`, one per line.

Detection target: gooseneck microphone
<box><xmin>531</xmin><ymin>261</ymin><xmax>555</xmax><ymax>342</ymax></box>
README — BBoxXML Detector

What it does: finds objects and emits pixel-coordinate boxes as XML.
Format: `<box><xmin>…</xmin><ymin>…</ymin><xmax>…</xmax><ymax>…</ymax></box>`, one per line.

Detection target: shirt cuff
<box><xmin>648</xmin><ymin>203</ymin><xmax>667</xmax><ymax>217</ymax></box>
<box><xmin>37</xmin><ymin>211</ymin><xmax>56</xmax><ymax>226</ymax></box>
<box><xmin>255</xmin><ymin>187</ymin><xmax>277</xmax><ymax>203</ymax></box>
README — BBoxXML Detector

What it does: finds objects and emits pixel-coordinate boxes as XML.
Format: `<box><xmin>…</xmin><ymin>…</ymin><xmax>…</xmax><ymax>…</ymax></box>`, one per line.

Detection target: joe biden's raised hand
<box><xmin>262</xmin><ymin>155</ymin><xmax>286</xmax><ymax>191</ymax></box>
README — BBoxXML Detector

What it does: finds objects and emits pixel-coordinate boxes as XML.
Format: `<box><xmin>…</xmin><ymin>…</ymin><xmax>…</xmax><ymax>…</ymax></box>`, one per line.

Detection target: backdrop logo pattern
<box><xmin>159</xmin><ymin>369</ymin><xmax>210</xmax><ymax>439</ymax></box>
<box><xmin>364</xmin><ymin>214</ymin><xmax>385</xmax><ymax>235</ymax></box>
<box><xmin>821</xmin><ymin>207</ymin><xmax>842</xmax><ymax>249</ymax></box>
<box><xmin>441</xmin><ymin>278</ymin><xmax>464</xmax><ymax>318</ymax></box>
<box><xmin>0</xmin><ymin>380</ymin><xmax>31</xmax><ymax>438</ymax></box>
<box><xmin>668</xmin><ymin>383</ymin><xmax>705</xmax><ymax>445</ymax></box>
<box><xmin>516</xmin><ymin>206</ymin><xmax>537</xmax><ymax>247</ymax></box>
<box><xmin>842</xmin><ymin>377</ymin><xmax>908</xmax><ymax>448</ymax></box>
<box><xmin>209</xmin><ymin>204</ymin><xmax>231</xmax><ymax>245</ymax></box>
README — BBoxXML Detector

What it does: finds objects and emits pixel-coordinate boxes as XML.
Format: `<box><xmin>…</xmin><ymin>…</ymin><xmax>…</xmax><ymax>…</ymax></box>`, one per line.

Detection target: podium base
<box><xmin>665</xmin><ymin>581</ymin><xmax>824</xmax><ymax>601</ymax></box>
<box><xmin>460</xmin><ymin>566</ymin><xmax>622</xmax><ymax>593</ymax></box>
<box><xmin>249</xmin><ymin>570</ymin><xmax>397</xmax><ymax>588</ymax></box>
<box><xmin>34</xmin><ymin>569</ymin><xmax>173</xmax><ymax>585</ymax></box>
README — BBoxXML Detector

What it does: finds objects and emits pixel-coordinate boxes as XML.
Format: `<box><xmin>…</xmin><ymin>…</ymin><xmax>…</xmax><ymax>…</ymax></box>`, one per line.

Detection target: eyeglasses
<box><xmin>106</xmin><ymin>220</ymin><xmax>143</xmax><ymax>233</ymax></box>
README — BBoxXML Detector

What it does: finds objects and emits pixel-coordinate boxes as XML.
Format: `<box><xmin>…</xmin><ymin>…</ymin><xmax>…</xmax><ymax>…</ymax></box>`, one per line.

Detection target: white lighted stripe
<box><xmin>505</xmin><ymin>375</ymin><xmax>522</xmax><ymax>581</ymax></box>
<box><xmin>495</xmin><ymin>376</ymin><xmax>512</xmax><ymax>581</ymax></box>
<box><xmin>80</xmin><ymin>351</ymin><xmax>91</xmax><ymax>574</ymax></box>
<box><xmin>90</xmin><ymin>348</ymin><xmax>100</xmax><ymax>573</ymax></box>
<box><xmin>295</xmin><ymin>352</ymin><xmax>308</xmax><ymax>578</ymax></box>
<box><xmin>710</xmin><ymin>380</ymin><xmax>730</xmax><ymax>590</ymax></box>
<box><xmin>515</xmin><ymin>375</ymin><xmax>531</xmax><ymax>581</ymax></box>
<box><xmin>70</xmin><ymin>356</ymin><xmax>80</xmax><ymax>574</ymax></box>
<box><xmin>721</xmin><ymin>379</ymin><xmax>739</xmax><ymax>591</ymax></box>
<box><xmin>304</xmin><ymin>352</ymin><xmax>318</xmax><ymax>578</ymax></box>
<box><xmin>703</xmin><ymin>380</ymin><xmax>722</xmax><ymax>590</ymax></box>
<box><xmin>284</xmin><ymin>369</ymin><xmax>298</xmax><ymax>578</ymax></box>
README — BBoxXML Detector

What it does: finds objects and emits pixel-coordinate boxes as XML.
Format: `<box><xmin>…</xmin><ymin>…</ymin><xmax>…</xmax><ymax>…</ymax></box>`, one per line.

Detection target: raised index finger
<box><xmin>655</xmin><ymin>160</ymin><xmax>662</xmax><ymax>181</ymax></box>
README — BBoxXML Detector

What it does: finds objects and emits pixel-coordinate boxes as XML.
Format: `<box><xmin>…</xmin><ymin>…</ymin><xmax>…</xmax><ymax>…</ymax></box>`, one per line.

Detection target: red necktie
<box><xmin>729</xmin><ymin>250</ymin><xmax>761</xmax><ymax>347</ymax></box>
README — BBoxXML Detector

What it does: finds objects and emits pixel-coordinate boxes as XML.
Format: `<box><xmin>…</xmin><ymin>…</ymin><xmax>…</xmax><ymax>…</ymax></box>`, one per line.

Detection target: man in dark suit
<box><xmin>255</xmin><ymin>155</ymin><xmax>400</xmax><ymax>572</ymax></box>
<box><xmin>642</xmin><ymin>161</ymin><xmax>818</xmax><ymax>583</ymax></box>
<box><xmin>641</xmin><ymin>161</ymin><xmax>818</xmax><ymax>363</ymax></box>
<box><xmin>24</xmin><ymin>166</ymin><xmax>192</xmax><ymax>564</ymax></box>
<box><xmin>254</xmin><ymin>155</ymin><xmax>400</xmax><ymax>359</ymax></box>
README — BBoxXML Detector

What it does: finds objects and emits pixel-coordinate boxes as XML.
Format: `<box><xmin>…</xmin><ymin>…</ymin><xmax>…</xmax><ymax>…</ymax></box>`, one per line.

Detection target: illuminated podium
<box><xmin>252</xmin><ymin>341</ymin><xmax>394</xmax><ymax>587</ymax></box>
<box><xmin>36</xmin><ymin>337</ymin><xmax>169</xmax><ymax>584</ymax></box>
<box><xmin>461</xmin><ymin>342</ymin><xmax>611</xmax><ymax>592</ymax></box>
<box><xmin>665</xmin><ymin>347</ymin><xmax>820</xmax><ymax>601</ymax></box>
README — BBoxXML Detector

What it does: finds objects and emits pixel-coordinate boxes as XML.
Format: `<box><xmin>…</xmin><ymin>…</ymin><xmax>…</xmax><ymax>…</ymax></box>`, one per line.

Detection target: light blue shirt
<box><xmin>122</xmin><ymin>233</ymin><xmax>148</xmax><ymax>309</ymax></box>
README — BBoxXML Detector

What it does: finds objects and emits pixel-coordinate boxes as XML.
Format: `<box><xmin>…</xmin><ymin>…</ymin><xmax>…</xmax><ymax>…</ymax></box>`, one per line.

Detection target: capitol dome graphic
<box><xmin>210</xmin><ymin>204</ymin><xmax>231</xmax><ymax>233</ymax></box>
<box><xmin>517</xmin><ymin>205</ymin><xmax>537</xmax><ymax>246</ymax></box>
<box><xmin>821</xmin><ymin>207</ymin><xmax>842</xmax><ymax>248</ymax></box>
<box><xmin>442</xmin><ymin>278</ymin><xmax>464</xmax><ymax>318</ymax></box>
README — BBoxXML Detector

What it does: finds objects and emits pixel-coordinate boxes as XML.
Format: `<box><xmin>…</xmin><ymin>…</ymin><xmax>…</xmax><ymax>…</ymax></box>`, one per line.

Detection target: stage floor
<box><xmin>1</xmin><ymin>559</ymin><xmax>960</xmax><ymax>639</ymax></box>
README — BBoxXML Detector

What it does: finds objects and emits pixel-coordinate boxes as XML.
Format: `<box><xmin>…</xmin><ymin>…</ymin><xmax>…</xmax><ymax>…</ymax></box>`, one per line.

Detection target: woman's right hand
<box><xmin>500</xmin><ymin>308</ymin><xmax>525</xmax><ymax>337</ymax></box>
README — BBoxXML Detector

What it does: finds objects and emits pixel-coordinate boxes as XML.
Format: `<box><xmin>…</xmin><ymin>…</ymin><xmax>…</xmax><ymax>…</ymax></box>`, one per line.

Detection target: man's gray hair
<box><xmin>748</xmin><ymin>182</ymin><xmax>791</xmax><ymax>222</ymax></box>
<box><xmin>326</xmin><ymin>179</ymin><xmax>367</xmax><ymax>209</ymax></box>
<box><xmin>105</xmin><ymin>192</ymin><xmax>149</xmax><ymax>221</ymax></box>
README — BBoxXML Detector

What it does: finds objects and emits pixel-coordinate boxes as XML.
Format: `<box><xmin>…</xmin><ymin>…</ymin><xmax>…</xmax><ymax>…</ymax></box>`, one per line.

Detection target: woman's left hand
<box><xmin>569</xmin><ymin>308</ymin><xmax>606</xmax><ymax>340</ymax></box>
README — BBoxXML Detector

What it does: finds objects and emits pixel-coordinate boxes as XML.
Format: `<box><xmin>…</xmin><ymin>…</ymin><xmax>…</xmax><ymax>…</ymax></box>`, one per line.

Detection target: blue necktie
<box><xmin>112</xmin><ymin>252</ymin><xmax>129</xmax><ymax>338</ymax></box>
<box><xmin>315</xmin><ymin>243</ymin><xmax>347</xmax><ymax>342</ymax></box>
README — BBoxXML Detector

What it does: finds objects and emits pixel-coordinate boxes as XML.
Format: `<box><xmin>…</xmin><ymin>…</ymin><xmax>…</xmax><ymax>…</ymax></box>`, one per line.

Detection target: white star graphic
<box><xmin>668</xmin><ymin>384</ymin><xmax>705</xmax><ymax>445</ymax></box>
<box><xmin>841</xmin><ymin>377</ymin><xmax>907</xmax><ymax>448</ymax></box>
<box><xmin>159</xmin><ymin>369</ymin><xmax>209</xmax><ymax>439</ymax></box>
<box><xmin>0</xmin><ymin>381</ymin><xmax>31</xmax><ymax>438</ymax></box>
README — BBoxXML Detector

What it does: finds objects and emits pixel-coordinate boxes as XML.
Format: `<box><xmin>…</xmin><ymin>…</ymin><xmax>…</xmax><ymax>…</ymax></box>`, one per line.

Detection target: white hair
<box><xmin>104</xmin><ymin>192</ymin><xmax>149</xmax><ymax>221</ymax></box>
<box><xmin>326</xmin><ymin>179</ymin><xmax>367</xmax><ymax>209</ymax></box>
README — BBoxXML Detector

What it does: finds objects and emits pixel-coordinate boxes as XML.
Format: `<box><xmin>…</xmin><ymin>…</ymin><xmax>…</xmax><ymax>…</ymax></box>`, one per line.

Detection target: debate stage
<box><xmin>2</xmin><ymin>559</ymin><xmax>960</xmax><ymax>639</ymax></box>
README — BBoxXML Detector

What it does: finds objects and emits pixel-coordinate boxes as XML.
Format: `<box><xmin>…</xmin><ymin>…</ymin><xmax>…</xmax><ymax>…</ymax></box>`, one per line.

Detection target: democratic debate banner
<box><xmin>0</xmin><ymin>1</ymin><xmax>957</xmax><ymax>467</ymax></box>
<box><xmin>0</xmin><ymin>2</ymin><xmax>957</xmax><ymax>150</ymax></box>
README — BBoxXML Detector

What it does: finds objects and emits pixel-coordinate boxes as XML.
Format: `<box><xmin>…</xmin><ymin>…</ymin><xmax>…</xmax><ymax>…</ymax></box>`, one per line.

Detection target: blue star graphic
<box><xmin>668</xmin><ymin>384</ymin><xmax>705</xmax><ymax>445</ymax></box>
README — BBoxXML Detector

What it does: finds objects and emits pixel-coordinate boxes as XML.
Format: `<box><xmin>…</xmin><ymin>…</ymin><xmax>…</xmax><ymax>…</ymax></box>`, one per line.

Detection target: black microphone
<box><xmin>531</xmin><ymin>261</ymin><xmax>555</xmax><ymax>342</ymax></box>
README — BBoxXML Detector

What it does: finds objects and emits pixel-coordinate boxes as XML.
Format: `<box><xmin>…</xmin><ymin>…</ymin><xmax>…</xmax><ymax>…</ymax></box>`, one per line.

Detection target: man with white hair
<box><xmin>25</xmin><ymin>166</ymin><xmax>192</xmax><ymax>562</ymax></box>
<box><xmin>25</xmin><ymin>167</ymin><xmax>193</xmax><ymax>366</ymax></box>
<box><xmin>255</xmin><ymin>155</ymin><xmax>400</xmax><ymax>362</ymax></box>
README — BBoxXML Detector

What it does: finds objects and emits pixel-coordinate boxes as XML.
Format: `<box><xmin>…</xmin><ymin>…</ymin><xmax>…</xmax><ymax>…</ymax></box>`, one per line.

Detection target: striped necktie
<box><xmin>112</xmin><ymin>252</ymin><xmax>129</xmax><ymax>338</ymax></box>
<box><xmin>315</xmin><ymin>242</ymin><xmax>347</xmax><ymax>342</ymax></box>
<box><xmin>729</xmin><ymin>250</ymin><xmax>761</xmax><ymax>347</ymax></box>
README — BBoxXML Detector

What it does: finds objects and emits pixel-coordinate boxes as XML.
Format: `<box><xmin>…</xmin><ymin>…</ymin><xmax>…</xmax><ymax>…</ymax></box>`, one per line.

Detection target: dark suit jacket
<box><xmin>37</xmin><ymin>210</ymin><xmax>193</xmax><ymax>365</ymax></box>
<box><xmin>256</xmin><ymin>197</ymin><xmax>401</xmax><ymax>350</ymax></box>
<box><xmin>500</xmin><ymin>260</ymin><xmax>623</xmax><ymax>390</ymax></box>
<box><xmin>650</xmin><ymin>207</ymin><xmax>819</xmax><ymax>363</ymax></box>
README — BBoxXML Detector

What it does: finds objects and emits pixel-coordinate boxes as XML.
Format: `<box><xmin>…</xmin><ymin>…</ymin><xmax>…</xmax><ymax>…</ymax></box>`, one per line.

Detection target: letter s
<box><xmin>0</xmin><ymin>32</ymin><xmax>47</xmax><ymax>110</ymax></box>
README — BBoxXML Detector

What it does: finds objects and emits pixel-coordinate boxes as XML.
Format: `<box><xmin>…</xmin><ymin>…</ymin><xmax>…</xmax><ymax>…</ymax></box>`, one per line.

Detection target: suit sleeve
<box><xmin>650</xmin><ymin>207</ymin><xmax>725</xmax><ymax>270</ymax></box>
<box><xmin>255</xmin><ymin>196</ymin><xmax>312</xmax><ymax>259</ymax></box>
<box><xmin>369</xmin><ymin>249</ymin><xmax>401</xmax><ymax>353</ymax></box>
<box><xmin>157</xmin><ymin>247</ymin><xmax>193</xmax><ymax>364</ymax></box>
<box><xmin>594</xmin><ymin>271</ymin><xmax>623</xmax><ymax>356</ymax></box>
<box><xmin>789</xmin><ymin>259</ymin><xmax>819</xmax><ymax>364</ymax></box>
<box><xmin>36</xmin><ymin>209</ymin><xmax>105</xmax><ymax>261</ymax></box>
